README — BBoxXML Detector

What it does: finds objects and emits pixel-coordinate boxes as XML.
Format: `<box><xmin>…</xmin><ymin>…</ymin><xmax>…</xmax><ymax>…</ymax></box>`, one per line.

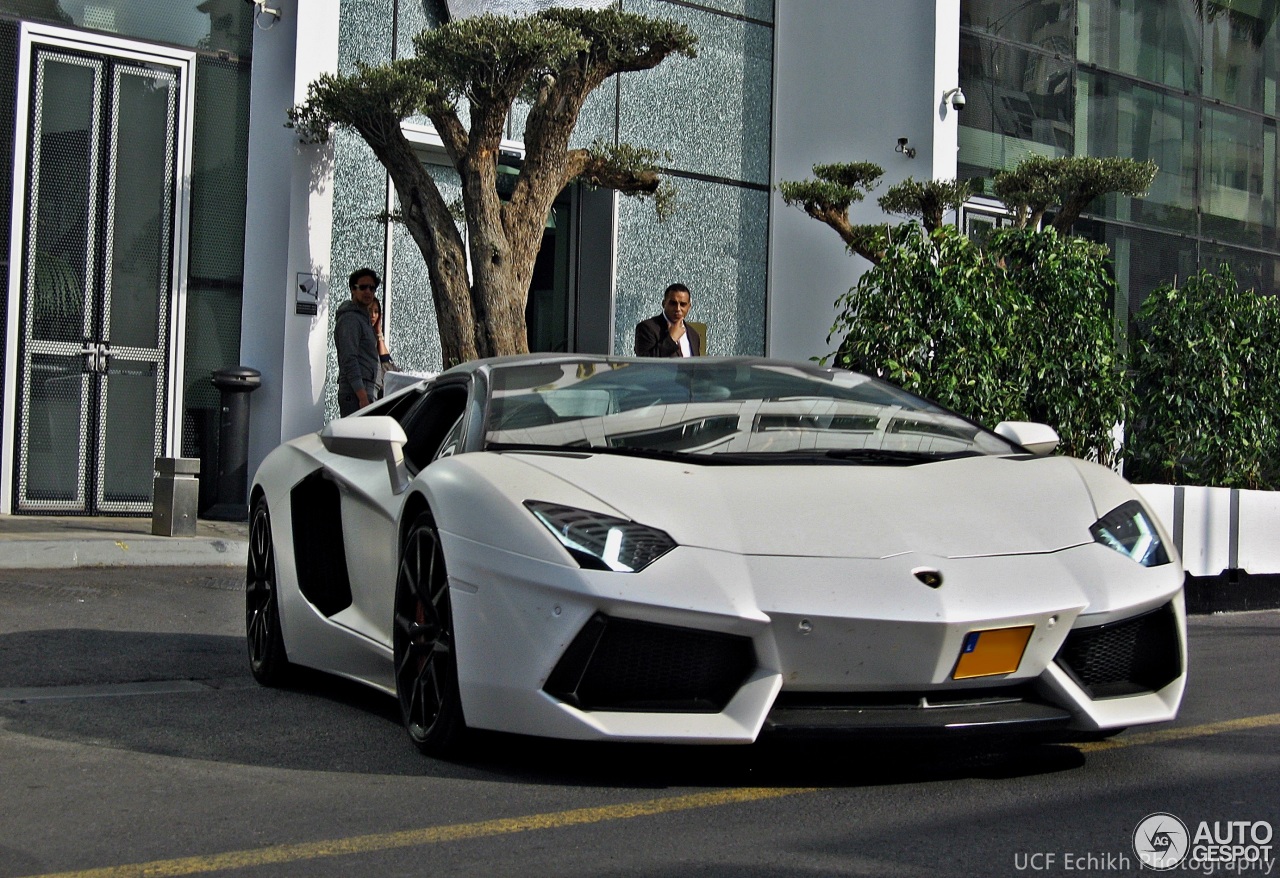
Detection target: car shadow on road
<box><xmin>0</xmin><ymin>628</ymin><xmax>1086</xmax><ymax>786</ymax></box>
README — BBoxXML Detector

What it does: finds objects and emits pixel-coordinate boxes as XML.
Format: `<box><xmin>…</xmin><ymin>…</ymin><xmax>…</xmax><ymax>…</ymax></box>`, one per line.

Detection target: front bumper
<box><xmin>442</xmin><ymin>534</ymin><xmax>1186</xmax><ymax>743</ymax></box>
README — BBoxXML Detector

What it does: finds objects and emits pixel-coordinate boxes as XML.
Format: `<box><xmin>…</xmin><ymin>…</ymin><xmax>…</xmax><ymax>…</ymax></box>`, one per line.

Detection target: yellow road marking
<box><xmin>1072</xmin><ymin>711</ymin><xmax>1280</xmax><ymax>753</ymax></box>
<box><xmin>25</xmin><ymin>787</ymin><xmax>815</xmax><ymax>878</ymax></box>
<box><xmin>21</xmin><ymin>712</ymin><xmax>1280</xmax><ymax>878</ymax></box>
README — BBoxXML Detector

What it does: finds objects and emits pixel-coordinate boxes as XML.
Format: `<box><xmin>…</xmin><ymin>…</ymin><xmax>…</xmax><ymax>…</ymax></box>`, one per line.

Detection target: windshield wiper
<box><xmin>487</xmin><ymin>442</ymin><xmax>715</xmax><ymax>463</ymax></box>
<box><xmin>822</xmin><ymin>448</ymin><xmax>980</xmax><ymax>465</ymax></box>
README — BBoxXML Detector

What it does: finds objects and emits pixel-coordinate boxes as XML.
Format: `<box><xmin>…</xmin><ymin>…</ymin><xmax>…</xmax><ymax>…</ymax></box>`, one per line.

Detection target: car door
<box><xmin>326</xmin><ymin>380</ymin><xmax>473</xmax><ymax>649</ymax></box>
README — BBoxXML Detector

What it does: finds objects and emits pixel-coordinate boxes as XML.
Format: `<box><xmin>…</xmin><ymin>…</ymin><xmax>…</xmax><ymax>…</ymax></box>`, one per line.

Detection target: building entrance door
<box><xmin>8</xmin><ymin>31</ymin><xmax>191</xmax><ymax>514</ymax></box>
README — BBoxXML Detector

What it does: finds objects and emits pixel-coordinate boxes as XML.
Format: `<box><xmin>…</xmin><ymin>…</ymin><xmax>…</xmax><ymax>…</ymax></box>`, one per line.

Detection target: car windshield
<box><xmin>482</xmin><ymin>359</ymin><xmax>1020</xmax><ymax>462</ymax></box>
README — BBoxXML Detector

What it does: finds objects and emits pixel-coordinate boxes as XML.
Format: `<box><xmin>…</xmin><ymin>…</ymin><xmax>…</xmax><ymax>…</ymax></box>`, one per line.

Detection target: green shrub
<box><xmin>829</xmin><ymin>223</ymin><xmax>1028</xmax><ymax>423</ymax></box>
<box><xmin>1126</xmin><ymin>267</ymin><xmax>1280</xmax><ymax>489</ymax></box>
<box><xmin>828</xmin><ymin>224</ymin><xmax>1129</xmax><ymax>466</ymax></box>
<box><xmin>987</xmin><ymin>228</ymin><xmax>1130</xmax><ymax>465</ymax></box>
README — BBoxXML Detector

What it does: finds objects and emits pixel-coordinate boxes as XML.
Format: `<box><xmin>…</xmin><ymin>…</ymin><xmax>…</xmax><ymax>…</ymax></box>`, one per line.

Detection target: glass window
<box><xmin>0</xmin><ymin>1</ymin><xmax>254</xmax><ymax>57</ymax></box>
<box><xmin>1202</xmin><ymin>108</ymin><xmax>1276</xmax><ymax>247</ymax></box>
<box><xmin>1075</xmin><ymin>219</ymin><xmax>1198</xmax><ymax>347</ymax></box>
<box><xmin>963</xmin><ymin>0</ymin><xmax>1073</xmax><ymax>45</ymax></box>
<box><xmin>1204</xmin><ymin>2</ymin><xmax>1280</xmax><ymax>115</ymax></box>
<box><xmin>959</xmin><ymin>33</ymin><xmax>1074</xmax><ymax>159</ymax></box>
<box><xmin>1201</xmin><ymin>241</ymin><xmax>1280</xmax><ymax>299</ymax></box>
<box><xmin>189</xmin><ymin>56</ymin><xmax>249</xmax><ymax>284</ymax></box>
<box><xmin>1080</xmin><ymin>71</ymin><xmax>1198</xmax><ymax>232</ymax></box>
<box><xmin>182</xmin><ymin>56</ymin><xmax>249</xmax><ymax>465</ymax></box>
<box><xmin>1078</xmin><ymin>0</ymin><xmax>1200</xmax><ymax>91</ymax></box>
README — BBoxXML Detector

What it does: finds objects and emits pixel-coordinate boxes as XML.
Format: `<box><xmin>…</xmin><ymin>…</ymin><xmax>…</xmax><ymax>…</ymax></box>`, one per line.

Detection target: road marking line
<box><xmin>22</xmin><ymin>787</ymin><xmax>815</xmax><ymax>878</ymax></box>
<box><xmin>20</xmin><ymin>712</ymin><xmax>1280</xmax><ymax>878</ymax></box>
<box><xmin>1071</xmin><ymin>711</ymin><xmax>1280</xmax><ymax>752</ymax></box>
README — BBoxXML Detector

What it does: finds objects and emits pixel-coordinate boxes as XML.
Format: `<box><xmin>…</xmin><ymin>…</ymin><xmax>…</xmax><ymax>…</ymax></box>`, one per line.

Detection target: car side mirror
<box><xmin>320</xmin><ymin>416</ymin><xmax>411</xmax><ymax>494</ymax></box>
<box><xmin>994</xmin><ymin>421</ymin><xmax>1060</xmax><ymax>456</ymax></box>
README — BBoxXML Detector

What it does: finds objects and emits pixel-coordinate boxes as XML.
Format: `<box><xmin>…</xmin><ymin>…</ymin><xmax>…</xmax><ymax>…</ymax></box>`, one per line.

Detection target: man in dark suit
<box><xmin>634</xmin><ymin>283</ymin><xmax>702</xmax><ymax>357</ymax></box>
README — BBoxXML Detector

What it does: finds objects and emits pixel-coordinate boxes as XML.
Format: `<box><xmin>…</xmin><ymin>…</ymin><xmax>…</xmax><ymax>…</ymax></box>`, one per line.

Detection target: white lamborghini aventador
<box><xmin>246</xmin><ymin>354</ymin><xmax>1186</xmax><ymax>755</ymax></box>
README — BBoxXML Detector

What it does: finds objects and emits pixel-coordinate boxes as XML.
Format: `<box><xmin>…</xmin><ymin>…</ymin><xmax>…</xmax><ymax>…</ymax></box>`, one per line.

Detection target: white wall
<box><xmin>768</xmin><ymin>0</ymin><xmax>961</xmax><ymax>362</ymax></box>
<box><xmin>241</xmin><ymin>1</ymin><xmax>341</xmax><ymax>487</ymax></box>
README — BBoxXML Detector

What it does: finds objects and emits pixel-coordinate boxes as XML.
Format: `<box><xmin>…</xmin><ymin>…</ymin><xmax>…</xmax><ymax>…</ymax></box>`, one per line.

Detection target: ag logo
<box><xmin>1134</xmin><ymin>812</ymin><xmax>1190</xmax><ymax>870</ymax></box>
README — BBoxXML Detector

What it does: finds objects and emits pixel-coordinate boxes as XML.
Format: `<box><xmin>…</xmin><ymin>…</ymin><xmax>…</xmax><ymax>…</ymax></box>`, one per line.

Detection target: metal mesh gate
<box><xmin>15</xmin><ymin>42</ymin><xmax>180</xmax><ymax>513</ymax></box>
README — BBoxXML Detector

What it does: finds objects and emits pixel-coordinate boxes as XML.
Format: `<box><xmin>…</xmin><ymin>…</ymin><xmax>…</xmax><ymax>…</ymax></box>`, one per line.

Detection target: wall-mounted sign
<box><xmin>296</xmin><ymin>273</ymin><xmax>319</xmax><ymax>315</ymax></box>
<box><xmin>445</xmin><ymin>0</ymin><xmax>612</xmax><ymax>20</ymax></box>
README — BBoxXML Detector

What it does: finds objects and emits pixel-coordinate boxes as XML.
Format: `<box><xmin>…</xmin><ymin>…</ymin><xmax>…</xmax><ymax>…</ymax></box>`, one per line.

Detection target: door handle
<box><xmin>79</xmin><ymin>342</ymin><xmax>111</xmax><ymax>374</ymax></box>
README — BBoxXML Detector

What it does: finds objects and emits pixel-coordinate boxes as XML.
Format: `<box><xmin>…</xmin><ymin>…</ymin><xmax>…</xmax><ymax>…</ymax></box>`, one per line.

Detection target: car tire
<box><xmin>246</xmin><ymin>495</ymin><xmax>291</xmax><ymax>685</ymax></box>
<box><xmin>393</xmin><ymin>513</ymin><xmax>467</xmax><ymax>755</ymax></box>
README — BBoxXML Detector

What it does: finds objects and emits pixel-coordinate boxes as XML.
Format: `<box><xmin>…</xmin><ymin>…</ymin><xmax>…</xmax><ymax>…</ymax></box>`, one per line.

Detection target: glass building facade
<box><xmin>958</xmin><ymin>0</ymin><xmax>1280</xmax><ymax>327</ymax></box>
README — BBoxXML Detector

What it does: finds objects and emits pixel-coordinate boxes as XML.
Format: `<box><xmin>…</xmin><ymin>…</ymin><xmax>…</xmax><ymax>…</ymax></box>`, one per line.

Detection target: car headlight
<box><xmin>525</xmin><ymin>501</ymin><xmax>676</xmax><ymax>572</ymax></box>
<box><xmin>1090</xmin><ymin>499</ymin><xmax>1170</xmax><ymax>567</ymax></box>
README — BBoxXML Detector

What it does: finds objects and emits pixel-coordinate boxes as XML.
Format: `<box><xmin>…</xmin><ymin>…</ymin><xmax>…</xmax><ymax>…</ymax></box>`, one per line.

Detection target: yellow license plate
<box><xmin>953</xmin><ymin>625</ymin><xmax>1034</xmax><ymax>679</ymax></box>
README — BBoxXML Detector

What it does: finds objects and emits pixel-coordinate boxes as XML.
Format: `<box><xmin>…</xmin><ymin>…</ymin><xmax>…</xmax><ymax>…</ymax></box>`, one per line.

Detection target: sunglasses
<box><xmin>352</xmin><ymin>283</ymin><xmax>378</xmax><ymax>291</ymax></box>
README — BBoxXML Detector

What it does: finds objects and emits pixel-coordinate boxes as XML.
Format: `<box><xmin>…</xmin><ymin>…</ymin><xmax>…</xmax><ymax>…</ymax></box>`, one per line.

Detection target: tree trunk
<box><xmin>372</xmin><ymin>132</ymin><xmax>478</xmax><ymax>367</ymax></box>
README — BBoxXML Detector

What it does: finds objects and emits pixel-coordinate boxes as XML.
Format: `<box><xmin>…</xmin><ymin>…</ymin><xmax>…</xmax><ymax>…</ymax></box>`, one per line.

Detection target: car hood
<box><xmin>506</xmin><ymin>452</ymin><xmax>1101</xmax><ymax>559</ymax></box>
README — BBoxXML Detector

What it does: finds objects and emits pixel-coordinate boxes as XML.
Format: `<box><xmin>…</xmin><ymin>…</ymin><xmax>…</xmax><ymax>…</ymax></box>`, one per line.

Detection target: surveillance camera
<box><xmin>947</xmin><ymin>87</ymin><xmax>967</xmax><ymax>111</ymax></box>
<box><xmin>244</xmin><ymin>0</ymin><xmax>282</xmax><ymax>23</ymax></box>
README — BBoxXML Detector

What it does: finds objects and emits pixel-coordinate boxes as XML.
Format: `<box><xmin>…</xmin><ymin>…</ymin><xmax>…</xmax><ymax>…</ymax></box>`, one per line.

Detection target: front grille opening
<box><xmin>1055</xmin><ymin>602</ymin><xmax>1182</xmax><ymax>698</ymax></box>
<box><xmin>544</xmin><ymin>613</ymin><xmax>756</xmax><ymax>712</ymax></box>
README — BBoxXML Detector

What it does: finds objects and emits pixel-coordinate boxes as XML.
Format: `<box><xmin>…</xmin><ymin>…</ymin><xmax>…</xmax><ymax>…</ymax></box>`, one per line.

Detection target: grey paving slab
<box><xmin>0</xmin><ymin>515</ymin><xmax>248</xmax><ymax>569</ymax></box>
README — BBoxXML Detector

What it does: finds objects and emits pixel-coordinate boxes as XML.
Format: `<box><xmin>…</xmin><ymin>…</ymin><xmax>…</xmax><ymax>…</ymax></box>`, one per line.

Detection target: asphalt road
<box><xmin>0</xmin><ymin>567</ymin><xmax>1277</xmax><ymax>878</ymax></box>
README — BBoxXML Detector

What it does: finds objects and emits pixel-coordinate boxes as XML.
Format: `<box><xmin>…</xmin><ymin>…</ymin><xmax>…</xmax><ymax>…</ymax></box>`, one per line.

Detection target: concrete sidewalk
<box><xmin>0</xmin><ymin>515</ymin><xmax>248</xmax><ymax>569</ymax></box>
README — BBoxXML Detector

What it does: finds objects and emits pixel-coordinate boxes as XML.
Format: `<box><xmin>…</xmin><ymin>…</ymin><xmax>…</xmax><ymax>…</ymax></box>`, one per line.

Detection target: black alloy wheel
<box><xmin>246</xmin><ymin>495</ymin><xmax>290</xmax><ymax>684</ymax></box>
<box><xmin>393</xmin><ymin>513</ymin><xmax>466</xmax><ymax>754</ymax></box>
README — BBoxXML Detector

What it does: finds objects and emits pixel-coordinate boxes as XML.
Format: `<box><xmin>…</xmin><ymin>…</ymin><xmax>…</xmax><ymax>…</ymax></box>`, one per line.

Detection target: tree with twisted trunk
<box><xmin>289</xmin><ymin>8</ymin><xmax>697</xmax><ymax>367</ymax></box>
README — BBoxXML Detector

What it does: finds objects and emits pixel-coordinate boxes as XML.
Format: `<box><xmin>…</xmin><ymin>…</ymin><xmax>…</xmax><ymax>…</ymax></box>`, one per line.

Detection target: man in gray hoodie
<box><xmin>335</xmin><ymin>267</ymin><xmax>381</xmax><ymax>416</ymax></box>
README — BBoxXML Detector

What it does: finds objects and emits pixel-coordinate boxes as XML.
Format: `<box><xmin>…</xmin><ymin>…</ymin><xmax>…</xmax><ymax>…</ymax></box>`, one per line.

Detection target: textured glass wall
<box><xmin>614</xmin><ymin>178</ymin><xmax>767</xmax><ymax>356</ymax></box>
<box><xmin>396</xmin><ymin>0</ymin><xmax>445</xmax><ymax>58</ymax></box>
<box><xmin>621</xmin><ymin>0</ymin><xmax>772</xmax><ymax>185</ymax></box>
<box><xmin>960</xmin><ymin>0</ymin><xmax>1280</xmax><ymax>318</ymax></box>
<box><xmin>570</xmin><ymin>79</ymin><xmax>617</xmax><ymax>150</ymax></box>
<box><xmin>325</xmin><ymin>131</ymin><xmax>390</xmax><ymax>422</ymax></box>
<box><xmin>611</xmin><ymin>0</ymin><xmax>773</xmax><ymax>355</ymax></box>
<box><xmin>398</xmin><ymin>0</ymin><xmax>448</xmax><ymax>130</ymax></box>
<box><xmin>686</xmin><ymin>0</ymin><xmax>772</xmax><ymax>21</ymax></box>
<box><xmin>387</xmin><ymin>165</ymin><xmax>462</xmax><ymax>375</ymax></box>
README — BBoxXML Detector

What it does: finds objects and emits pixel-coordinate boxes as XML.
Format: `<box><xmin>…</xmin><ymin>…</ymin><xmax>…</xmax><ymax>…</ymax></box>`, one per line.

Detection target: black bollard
<box><xmin>204</xmin><ymin>366</ymin><xmax>262</xmax><ymax>521</ymax></box>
